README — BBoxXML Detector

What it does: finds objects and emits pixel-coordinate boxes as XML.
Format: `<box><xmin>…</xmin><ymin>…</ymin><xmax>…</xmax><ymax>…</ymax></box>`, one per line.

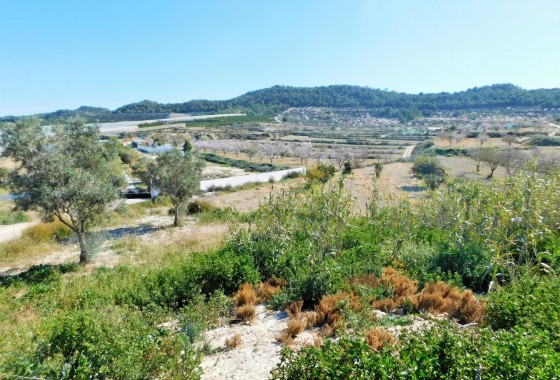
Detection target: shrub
<box><xmin>186</xmin><ymin>199</ymin><xmax>213</xmax><ymax>214</ymax></box>
<box><xmin>411</xmin><ymin>156</ymin><xmax>445</xmax><ymax>189</ymax></box>
<box><xmin>365</xmin><ymin>328</ymin><xmax>394</xmax><ymax>351</ymax></box>
<box><xmin>233</xmin><ymin>283</ymin><xmax>257</xmax><ymax>307</ymax></box>
<box><xmin>272</xmin><ymin>323</ymin><xmax>560</xmax><ymax>379</ymax></box>
<box><xmin>225</xmin><ymin>333</ymin><xmax>242</xmax><ymax>349</ymax></box>
<box><xmin>306</xmin><ymin>163</ymin><xmax>336</xmax><ymax>184</ymax></box>
<box><xmin>3</xmin><ymin>306</ymin><xmax>201</xmax><ymax>379</ymax></box>
<box><xmin>487</xmin><ymin>275</ymin><xmax>560</xmax><ymax>338</ymax></box>
<box><xmin>235</xmin><ymin>304</ymin><xmax>256</xmax><ymax>323</ymax></box>
<box><xmin>0</xmin><ymin>210</ymin><xmax>31</xmax><ymax>225</ymax></box>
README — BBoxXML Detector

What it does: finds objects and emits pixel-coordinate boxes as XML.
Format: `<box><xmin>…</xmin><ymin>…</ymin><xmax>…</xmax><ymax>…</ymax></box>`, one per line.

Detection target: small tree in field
<box><xmin>1</xmin><ymin>118</ymin><xmax>125</xmax><ymax>264</ymax></box>
<box><xmin>411</xmin><ymin>156</ymin><xmax>446</xmax><ymax>189</ymax></box>
<box><xmin>374</xmin><ymin>163</ymin><xmax>383</xmax><ymax>178</ymax></box>
<box><xmin>472</xmin><ymin>147</ymin><xmax>501</xmax><ymax>178</ymax></box>
<box><xmin>150</xmin><ymin>149</ymin><xmax>203</xmax><ymax>227</ymax></box>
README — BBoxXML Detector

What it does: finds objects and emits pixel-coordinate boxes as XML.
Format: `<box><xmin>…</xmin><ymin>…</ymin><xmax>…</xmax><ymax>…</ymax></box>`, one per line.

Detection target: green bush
<box><xmin>0</xmin><ymin>210</ymin><xmax>31</xmax><ymax>225</ymax></box>
<box><xmin>411</xmin><ymin>156</ymin><xmax>445</xmax><ymax>189</ymax></box>
<box><xmin>306</xmin><ymin>163</ymin><xmax>336</xmax><ymax>184</ymax></box>
<box><xmin>2</xmin><ymin>306</ymin><xmax>201</xmax><ymax>379</ymax></box>
<box><xmin>487</xmin><ymin>275</ymin><xmax>560</xmax><ymax>343</ymax></box>
<box><xmin>272</xmin><ymin>323</ymin><xmax>560</xmax><ymax>379</ymax></box>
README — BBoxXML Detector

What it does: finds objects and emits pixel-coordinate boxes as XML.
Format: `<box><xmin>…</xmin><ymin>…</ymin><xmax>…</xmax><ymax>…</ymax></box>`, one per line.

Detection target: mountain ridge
<box><xmin>2</xmin><ymin>83</ymin><xmax>559</xmax><ymax>123</ymax></box>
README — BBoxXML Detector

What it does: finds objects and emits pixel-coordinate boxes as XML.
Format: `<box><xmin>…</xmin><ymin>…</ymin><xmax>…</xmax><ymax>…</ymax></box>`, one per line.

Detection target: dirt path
<box><xmin>402</xmin><ymin>144</ymin><xmax>416</xmax><ymax>159</ymax></box>
<box><xmin>0</xmin><ymin>221</ymin><xmax>38</xmax><ymax>244</ymax></box>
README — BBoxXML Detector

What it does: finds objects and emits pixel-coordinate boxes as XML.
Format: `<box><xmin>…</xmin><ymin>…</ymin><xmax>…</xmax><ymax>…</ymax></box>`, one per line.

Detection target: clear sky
<box><xmin>1</xmin><ymin>0</ymin><xmax>559</xmax><ymax>115</ymax></box>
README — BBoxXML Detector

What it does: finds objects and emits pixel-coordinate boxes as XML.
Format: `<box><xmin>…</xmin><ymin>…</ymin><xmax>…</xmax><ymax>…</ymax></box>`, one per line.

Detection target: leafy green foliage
<box><xmin>150</xmin><ymin>149</ymin><xmax>203</xmax><ymax>226</ymax></box>
<box><xmin>272</xmin><ymin>322</ymin><xmax>560</xmax><ymax>379</ymax></box>
<box><xmin>0</xmin><ymin>210</ymin><xmax>31</xmax><ymax>225</ymax></box>
<box><xmin>1</xmin><ymin>118</ymin><xmax>125</xmax><ymax>263</ymax></box>
<box><xmin>411</xmin><ymin>156</ymin><xmax>446</xmax><ymax>189</ymax></box>
<box><xmin>306</xmin><ymin>163</ymin><xmax>336</xmax><ymax>184</ymax></box>
<box><xmin>3</xmin><ymin>306</ymin><xmax>201</xmax><ymax>379</ymax></box>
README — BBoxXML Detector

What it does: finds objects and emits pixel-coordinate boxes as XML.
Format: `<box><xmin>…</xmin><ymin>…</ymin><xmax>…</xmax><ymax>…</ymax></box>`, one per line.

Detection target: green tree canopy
<box><xmin>1</xmin><ymin>118</ymin><xmax>125</xmax><ymax>264</ymax></box>
<box><xmin>150</xmin><ymin>149</ymin><xmax>203</xmax><ymax>227</ymax></box>
<box><xmin>411</xmin><ymin>156</ymin><xmax>446</xmax><ymax>189</ymax></box>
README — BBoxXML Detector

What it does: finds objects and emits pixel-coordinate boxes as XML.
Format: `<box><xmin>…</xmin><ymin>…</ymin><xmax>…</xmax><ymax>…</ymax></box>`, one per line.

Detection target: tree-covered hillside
<box><xmin>3</xmin><ymin>84</ymin><xmax>559</xmax><ymax>123</ymax></box>
<box><xmin>115</xmin><ymin>84</ymin><xmax>560</xmax><ymax>118</ymax></box>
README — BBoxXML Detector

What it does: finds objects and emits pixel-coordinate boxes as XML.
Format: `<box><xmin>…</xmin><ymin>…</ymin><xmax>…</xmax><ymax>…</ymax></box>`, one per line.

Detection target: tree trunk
<box><xmin>173</xmin><ymin>205</ymin><xmax>180</xmax><ymax>227</ymax></box>
<box><xmin>77</xmin><ymin>232</ymin><xmax>89</xmax><ymax>265</ymax></box>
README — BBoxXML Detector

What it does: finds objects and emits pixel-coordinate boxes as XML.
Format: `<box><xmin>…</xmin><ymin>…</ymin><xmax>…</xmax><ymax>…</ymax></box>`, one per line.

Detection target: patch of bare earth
<box><xmin>205</xmin><ymin>180</ymin><xmax>302</xmax><ymax>213</ymax></box>
<box><xmin>200</xmin><ymin>304</ymin><xmax>318</xmax><ymax>380</ymax></box>
<box><xmin>0</xmin><ymin>214</ymin><xmax>230</xmax><ymax>276</ymax></box>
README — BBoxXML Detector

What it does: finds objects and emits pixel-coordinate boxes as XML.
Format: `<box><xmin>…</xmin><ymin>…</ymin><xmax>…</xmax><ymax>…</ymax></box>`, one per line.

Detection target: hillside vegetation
<box><xmin>1</xmin><ymin>167</ymin><xmax>559</xmax><ymax>378</ymax></box>
<box><xmin>2</xmin><ymin>83</ymin><xmax>559</xmax><ymax>123</ymax></box>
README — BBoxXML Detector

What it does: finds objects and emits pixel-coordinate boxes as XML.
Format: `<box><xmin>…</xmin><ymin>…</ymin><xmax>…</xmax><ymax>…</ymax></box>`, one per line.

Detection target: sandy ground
<box><xmin>200</xmin><ymin>304</ymin><xmax>319</xmax><ymax>380</ymax></box>
<box><xmin>0</xmin><ymin>214</ymin><xmax>230</xmax><ymax>276</ymax></box>
<box><xmin>199</xmin><ymin>305</ymin><xmax>437</xmax><ymax>380</ymax></box>
<box><xmin>0</xmin><ymin>221</ymin><xmax>38</xmax><ymax>244</ymax></box>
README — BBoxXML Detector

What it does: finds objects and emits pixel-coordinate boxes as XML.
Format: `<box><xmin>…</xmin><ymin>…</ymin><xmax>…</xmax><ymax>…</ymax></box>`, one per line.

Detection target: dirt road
<box><xmin>0</xmin><ymin>221</ymin><xmax>37</xmax><ymax>243</ymax></box>
<box><xmin>402</xmin><ymin>145</ymin><xmax>416</xmax><ymax>159</ymax></box>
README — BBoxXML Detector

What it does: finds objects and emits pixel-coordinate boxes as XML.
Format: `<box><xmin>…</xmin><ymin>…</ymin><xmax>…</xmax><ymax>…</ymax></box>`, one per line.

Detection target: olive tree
<box><xmin>150</xmin><ymin>149</ymin><xmax>203</xmax><ymax>227</ymax></box>
<box><xmin>1</xmin><ymin>118</ymin><xmax>125</xmax><ymax>264</ymax></box>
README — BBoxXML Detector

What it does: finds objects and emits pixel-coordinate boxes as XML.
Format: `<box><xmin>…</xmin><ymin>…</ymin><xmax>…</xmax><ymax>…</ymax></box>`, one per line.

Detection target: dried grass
<box><xmin>349</xmin><ymin>273</ymin><xmax>380</xmax><ymax>288</ymax></box>
<box><xmin>256</xmin><ymin>277</ymin><xmax>287</xmax><ymax>302</ymax></box>
<box><xmin>233</xmin><ymin>283</ymin><xmax>257</xmax><ymax>307</ymax></box>
<box><xmin>315</xmin><ymin>293</ymin><xmax>358</xmax><ymax>327</ymax></box>
<box><xmin>286</xmin><ymin>300</ymin><xmax>303</xmax><ymax>318</ymax></box>
<box><xmin>380</xmin><ymin>267</ymin><xmax>418</xmax><ymax>299</ymax></box>
<box><xmin>365</xmin><ymin>328</ymin><xmax>395</xmax><ymax>352</ymax></box>
<box><xmin>372</xmin><ymin>298</ymin><xmax>397</xmax><ymax>312</ymax></box>
<box><xmin>286</xmin><ymin>318</ymin><xmax>307</xmax><ymax>338</ymax></box>
<box><xmin>275</xmin><ymin>333</ymin><xmax>293</xmax><ymax>346</ymax></box>
<box><xmin>302</xmin><ymin>311</ymin><xmax>318</xmax><ymax>328</ymax></box>
<box><xmin>414</xmin><ymin>281</ymin><xmax>486</xmax><ymax>324</ymax></box>
<box><xmin>320</xmin><ymin>324</ymin><xmax>335</xmax><ymax>338</ymax></box>
<box><xmin>225</xmin><ymin>333</ymin><xmax>242</xmax><ymax>349</ymax></box>
<box><xmin>235</xmin><ymin>304</ymin><xmax>256</xmax><ymax>323</ymax></box>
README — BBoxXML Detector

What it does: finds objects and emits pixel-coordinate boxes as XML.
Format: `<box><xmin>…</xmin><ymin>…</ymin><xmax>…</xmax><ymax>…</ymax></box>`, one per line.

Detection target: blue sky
<box><xmin>1</xmin><ymin>0</ymin><xmax>559</xmax><ymax>115</ymax></box>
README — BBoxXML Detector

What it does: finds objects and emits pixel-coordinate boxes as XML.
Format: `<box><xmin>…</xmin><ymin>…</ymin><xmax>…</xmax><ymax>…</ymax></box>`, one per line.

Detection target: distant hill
<box><xmin>3</xmin><ymin>84</ymin><xmax>560</xmax><ymax>123</ymax></box>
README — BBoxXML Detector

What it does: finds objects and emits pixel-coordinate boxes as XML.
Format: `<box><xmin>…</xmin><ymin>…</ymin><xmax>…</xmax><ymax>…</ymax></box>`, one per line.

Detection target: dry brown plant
<box><xmin>315</xmin><ymin>293</ymin><xmax>358</xmax><ymax>327</ymax></box>
<box><xmin>233</xmin><ymin>283</ymin><xmax>257</xmax><ymax>307</ymax></box>
<box><xmin>365</xmin><ymin>328</ymin><xmax>395</xmax><ymax>352</ymax></box>
<box><xmin>256</xmin><ymin>277</ymin><xmax>287</xmax><ymax>302</ymax></box>
<box><xmin>414</xmin><ymin>281</ymin><xmax>486</xmax><ymax>324</ymax></box>
<box><xmin>372</xmin><ymin>298</ymin><xmax>397</xmax><ymax>312</ymax></box>
<box><xmin>235</xmin><ymin>304</ymin><xmax>256</xmax><ymax>323</ymax></box>
<box><xmin>302</xmin><ymin>311</ymin><xmax>318</xmax><ymax>328</ymax></box>
<box><xmin>286</xmin><ymin>318</ymin><xmax>307</xmax><ymax>338</ymax></box>
<box><xmin>380</xmin><ymin>267</ymin><xmax>418</xmax><ymax>299</ymax></box>
<box><xmin>225</xmin><ymin>333</ymin><xmax>242</xmax><ymax>349</ymax></box>
<box><xmin>286</xmin><ymin>300</ymin><xmax>303</xmax><ymax>318</ymax></box>
<box><xmin>313</xmin><ymin>336</ymin><xmax>323</xmax><ymax>347</ymax></box>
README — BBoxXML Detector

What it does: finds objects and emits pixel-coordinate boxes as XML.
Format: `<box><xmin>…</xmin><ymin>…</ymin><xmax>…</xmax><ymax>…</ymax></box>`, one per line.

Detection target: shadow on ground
<box><xmin>399</xmin><ymin>185</ymin><xmax>425</xmax><ymax>192</ymax></box>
